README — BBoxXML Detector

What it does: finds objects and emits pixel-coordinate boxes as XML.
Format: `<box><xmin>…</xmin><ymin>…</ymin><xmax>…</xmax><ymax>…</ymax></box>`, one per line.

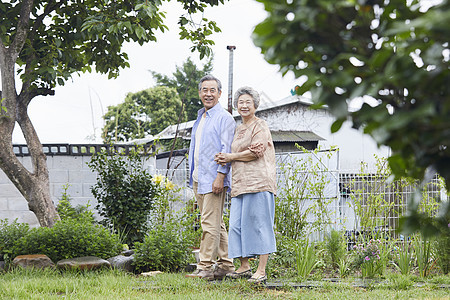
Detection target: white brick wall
<box><xmin>0</xmin><ymin>152</ymin><xmax>156</xmax><ymax>227</ymax></box>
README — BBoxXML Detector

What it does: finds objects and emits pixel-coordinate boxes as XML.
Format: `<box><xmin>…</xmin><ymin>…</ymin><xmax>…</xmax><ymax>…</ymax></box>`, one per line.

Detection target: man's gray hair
<box><xmin>198</xmin><ymin>74</ymin><xmax>222</xmax><ymax>92</ymax></box>
<box><xmin>233</xmin><ymin>86</ymin><xmax>260</xmax><ymax>109</ymax></box>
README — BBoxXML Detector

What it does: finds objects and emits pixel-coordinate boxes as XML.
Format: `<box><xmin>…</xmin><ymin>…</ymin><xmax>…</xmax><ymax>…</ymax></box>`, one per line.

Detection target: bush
<box><xmin>266</xmin><ymin>234</ymin><xmax>298</xmax><ymax>278</ymax></box>
<box><xmin>57</xmin><ymin>184</ymin><xmax>95</xmax><ymax>224</ymax></box>
<box><xmin>434</xmin><ymin>222</ymin><xmax>450</xmax><ymax>274</ymax></box>
<box><xmin>14</xmin><ymin>219</ymin><xmax>122</xmax><ymax>262</ymax></box>
<box><xmin>88</xmin><ymin>147</ymin><xmax>157</xmax><ymax>246</ymax></box>
<box><xmin>133</xmin><ymin>222</ymin><xmax>189</xmax><ymax>272</ymax></box>
<box><xmin>0</xmin><ymin>219</ymin><xmax>30</xmax><ymax>262</ymax></box>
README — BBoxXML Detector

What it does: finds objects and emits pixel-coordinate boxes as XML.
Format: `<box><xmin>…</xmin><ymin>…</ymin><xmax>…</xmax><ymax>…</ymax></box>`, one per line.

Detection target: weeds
<box><xmin>295</xmin><ymin>239</ymin><xmax>322</xmax><ymax>280</ymax></box>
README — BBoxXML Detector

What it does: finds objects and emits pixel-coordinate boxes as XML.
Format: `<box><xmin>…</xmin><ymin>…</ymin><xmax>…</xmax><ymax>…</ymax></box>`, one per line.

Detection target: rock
<box><xmin>0</xmin><ymin>260</ymin><xmax>5</xmax><ymax>272</ymax></box>
<box><xmin>12</xmin><ymin>254</ymin><xmax>55</xmax><ymax>269</ymax></box>
<box><xmin>57</xmin><ymin>256</ymin><xmax>111</xmax><ymax>270</ymax></box>
<box><xmin>108</xmin><ymin>255</ymin><xmax>135</xmax><ymax>273</ymax></box>
<box><xmin>185</xmin><ymin>263</ymin><xmax>197</xmax><ymax>273</ymax></box>
<box><xmin>140</xmin><ymin>271</ymin><xmax>163</xmax><ymax>277</ymax></box>
<box><xmin>122</xmin><ymin>250</ymin><xmax>134</xmax><ymax>257</ymax></box>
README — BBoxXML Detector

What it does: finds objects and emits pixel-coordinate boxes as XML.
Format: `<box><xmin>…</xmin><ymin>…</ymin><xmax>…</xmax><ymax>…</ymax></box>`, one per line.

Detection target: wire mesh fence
<box><xmin>157</xmin><ymin>150</ymin><xmax>448</xmax><ymax>240</ymax></box>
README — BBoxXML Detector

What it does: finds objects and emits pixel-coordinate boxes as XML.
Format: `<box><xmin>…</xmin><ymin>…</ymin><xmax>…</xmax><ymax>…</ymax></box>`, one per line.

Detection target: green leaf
<box><xmin>331</xmin><ymin>118</ymin><xmax>345</xmax><ymax>133</ymax></box>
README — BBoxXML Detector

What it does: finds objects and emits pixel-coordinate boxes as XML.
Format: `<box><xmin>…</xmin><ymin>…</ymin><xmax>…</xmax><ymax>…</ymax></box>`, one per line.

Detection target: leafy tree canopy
<box><xmin>102</xmin><ymin>86</ymin><xmax>182</xmax><ymax>143</ymax></box>
<box><xmin>253</xmin><ymin>0</ymin><xmax>449</xmax><ymax>235</ymax></box>
<box><xmin>0</xmin><ymin>0</ymin><xmax>225</xmax><ymax>227</ymax></box>
<box><xmin>151</xmin><ymin>57</ymin><xmax>213</xmax><ymax>121</ymax></box>
<box><xmin>0</xmin><ymin>0</ymin><xmax>223</xmax><ymax>96</ymax></box>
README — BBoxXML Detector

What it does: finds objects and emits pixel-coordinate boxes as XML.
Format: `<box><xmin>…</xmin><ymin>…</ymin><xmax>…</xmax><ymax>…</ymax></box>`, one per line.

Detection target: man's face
<box><xmin>199</xmin><ymin>80</ymin><xmax>221</xmax><ymax>111</ymax></box>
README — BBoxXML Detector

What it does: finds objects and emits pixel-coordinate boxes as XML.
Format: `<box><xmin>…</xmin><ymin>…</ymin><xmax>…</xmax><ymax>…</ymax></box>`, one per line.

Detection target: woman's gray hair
<box><xmin>198</xmin><ymin>74</ymin><xmax>222</xmax><ymax>92</ymax></box>
<box><xmin>233</xmin><ymin>86</ymin><xmax>260</xmax><ymax>109</ymax></box>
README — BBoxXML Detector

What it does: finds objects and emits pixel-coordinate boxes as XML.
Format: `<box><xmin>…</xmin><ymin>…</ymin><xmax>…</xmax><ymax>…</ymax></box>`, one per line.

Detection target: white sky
<box><xmin>11</xmin><ymin>0</ymin><xmax>300</xmax><ymax>144</ymax></box>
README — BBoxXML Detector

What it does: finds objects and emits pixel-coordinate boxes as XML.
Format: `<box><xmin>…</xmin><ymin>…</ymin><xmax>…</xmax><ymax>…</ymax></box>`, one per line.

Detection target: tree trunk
<box><xmin>0</xmin><ymin>1</ymin><xmax>60</xmax><ymax>227</ymax></box>
<box><xmin>0</xmin><ymin>70</ymin><xmax>60</xmax><ymax>227</ymax></box>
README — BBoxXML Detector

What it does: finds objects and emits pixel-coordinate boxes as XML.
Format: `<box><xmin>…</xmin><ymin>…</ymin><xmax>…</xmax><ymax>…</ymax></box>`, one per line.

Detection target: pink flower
<box><xmin>365</xmin><ymin>256</ymin><xmax>370</xmax><ymax>261</ymax></box>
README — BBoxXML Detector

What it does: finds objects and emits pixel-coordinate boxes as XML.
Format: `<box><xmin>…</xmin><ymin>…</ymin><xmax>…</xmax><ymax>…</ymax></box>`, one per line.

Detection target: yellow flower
<box><xmin>165</xmin><ymin>181</ymin><xmax>175</xmax><ymax>191</ymax></box>
<box><xmin>152</xmin><ymin>174</ymin><xmax>164</xmax><ymax>185</ymax></box>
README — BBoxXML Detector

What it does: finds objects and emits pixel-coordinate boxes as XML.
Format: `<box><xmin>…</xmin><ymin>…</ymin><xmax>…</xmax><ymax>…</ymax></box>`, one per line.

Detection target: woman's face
<box><xmin>237</xmin><ymin>94</ymin><xmax>256</xmax><ymax>118</ymax></box>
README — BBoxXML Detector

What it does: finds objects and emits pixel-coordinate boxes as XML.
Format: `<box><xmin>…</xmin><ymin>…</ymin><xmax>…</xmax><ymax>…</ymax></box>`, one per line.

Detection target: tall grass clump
<box><xmin>393</xmin><ymin>239</ymin><xmax>413</xmax><ymax>275</ymax></box>
<box><xmin>325</xmin><ymin>229</ymin><xmax>346</xmax><ymax>269</ymax></box>
<box><xmin>295</xmin><ymin>239</ymin><xmax>321</xmax><ymax>279</ymax></box>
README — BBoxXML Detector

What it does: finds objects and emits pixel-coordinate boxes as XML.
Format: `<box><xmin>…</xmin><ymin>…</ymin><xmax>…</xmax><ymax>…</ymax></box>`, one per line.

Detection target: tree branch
<box><xmin>19</xmin><ymin>1</ymin><xmax>63</xmax><ymax>102</ymax></box>
<box><xmin>27</xmin><ymin>1</ymin><xmax>62</xmax><ymax>44</ymax></box>
<box><xmin>9</xmin><ymin>0</ymin><xmax>34</xmax><ymax>58</ymax></box>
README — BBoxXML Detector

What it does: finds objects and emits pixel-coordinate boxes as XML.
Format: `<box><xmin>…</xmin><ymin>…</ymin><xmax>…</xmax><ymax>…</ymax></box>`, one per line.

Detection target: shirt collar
<box><xmin>197</xmin><ymin>102</ymin><xmax>223</xmax><ymax>118</ymax></box>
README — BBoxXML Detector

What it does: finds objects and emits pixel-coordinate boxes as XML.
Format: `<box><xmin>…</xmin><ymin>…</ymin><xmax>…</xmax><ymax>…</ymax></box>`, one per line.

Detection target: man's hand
<box><xmin>212</xmin><ymin>172</ymin><xmax>226</xmax><ymax>194</ymax></box>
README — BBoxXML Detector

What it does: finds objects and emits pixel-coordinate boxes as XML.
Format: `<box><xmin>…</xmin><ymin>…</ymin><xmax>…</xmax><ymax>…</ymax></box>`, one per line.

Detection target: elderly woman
<box><xmin>214</xmin><ymin>86</ymin><xmax>276</xmax><ymax>283</ymax></box>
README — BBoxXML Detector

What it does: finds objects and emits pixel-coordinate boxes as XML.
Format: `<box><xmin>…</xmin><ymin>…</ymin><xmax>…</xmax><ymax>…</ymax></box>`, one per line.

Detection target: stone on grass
<box><xmin>185</xmin><ymin>263</ymin><xmax>197</xmax><ymax>273</ymax></box>
<box><xmin>12</xmin><ymin>254</ymin><xmax>55</xmax><ymax>269</ymax></box>
<box><xmin>0</xmin><ymin>260</ymin><xmax>5</xmax><ymax>272</ymax></box>
<box><xmin>57</xmin><ymin>256</ymin><xmax>111</xmax><ymax>270</ymax></box>
<box><xmin>122</xmin><ymin>250</ymin><xmax>134</xmax><ymax>257</ymax></box>
<box><xmin>108</xmin><ymin>255</ymin><xmax>135</xmax><ymax>273</ymax></box>
<box><xmin>140</xmin><ymin>271</ymin><xmax>163</xmax><ymax>277</ymax></box>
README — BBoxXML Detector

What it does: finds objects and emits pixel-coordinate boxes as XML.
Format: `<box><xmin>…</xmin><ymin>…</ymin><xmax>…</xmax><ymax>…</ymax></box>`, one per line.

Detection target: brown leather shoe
<box><xmin>185</xmin><ymin>269</ymin><xmax>214</xmax><ymax>281</ymax></box>
<box><xmin>213</xmin><ymin>267</ymin><xmax>235</xmax><ymax>280</ymax></box>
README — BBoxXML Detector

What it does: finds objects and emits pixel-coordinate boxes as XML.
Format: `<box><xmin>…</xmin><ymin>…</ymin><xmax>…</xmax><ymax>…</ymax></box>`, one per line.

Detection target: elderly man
<box><xmin>185</xmin><ymin>74</ymin><xmax>236</xmax><ymax>280</ymax></box>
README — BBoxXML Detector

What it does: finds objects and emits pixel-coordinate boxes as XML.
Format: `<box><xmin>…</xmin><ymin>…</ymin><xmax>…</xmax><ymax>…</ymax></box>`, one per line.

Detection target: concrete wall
<box><xmin>1</xmin><ymin>145</ymin><xmax>155</xmax><ymax>227</ymax></box>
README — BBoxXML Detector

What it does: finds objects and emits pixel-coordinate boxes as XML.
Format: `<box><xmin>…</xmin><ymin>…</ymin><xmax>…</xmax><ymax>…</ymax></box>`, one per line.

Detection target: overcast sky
<box><xmin>11</xmin><ymin>0</ymin><xmax>300</xmax><ymax>144</ymax></box>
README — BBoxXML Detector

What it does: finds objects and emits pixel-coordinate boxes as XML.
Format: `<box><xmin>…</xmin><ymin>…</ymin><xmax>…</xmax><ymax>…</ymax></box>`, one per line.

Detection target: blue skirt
<box><xmin>228</xmin><ymin>191</ymin><xmax>277</xmax><ymax>258</ymax></box>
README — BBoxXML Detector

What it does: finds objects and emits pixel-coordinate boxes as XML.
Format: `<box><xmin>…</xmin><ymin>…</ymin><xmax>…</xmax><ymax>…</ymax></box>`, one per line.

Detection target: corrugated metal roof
<box><xmin>271</xmin><ymin>131</ymin><xmax>324</xmax><ymax>142</ymax></box>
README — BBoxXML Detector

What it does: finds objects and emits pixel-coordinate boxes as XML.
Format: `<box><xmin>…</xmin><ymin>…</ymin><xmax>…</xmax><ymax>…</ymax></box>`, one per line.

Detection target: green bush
<box><xmin>0</xmin><ymin>219</ymin><xmax>30</xmax><ymax>262</ymax></box>
<box><xmin>266</xmin><ymin>234</ymin><xmax>298</xmax><ymax>278</ymax></box>
<box><xmin>57</xmin><ymin>184</ymin><xmax>95</xmax><ymax>224</ymax></box>
<box><xmin>88</xmin><ymin>147</ymin><xmax>157</xmax><ymax>246</ymax></box>
<box><xmin>133</xmin><ymin>222</ymin><xmax>189</xmax><ymax>272</ymax></box>
<box><xmin>14</xmin><ymin>219</ymin><xmax>122</xmax><ymax>262</ymax></box>
<box><xmin>435</xmin><ymin>229</ymin><xmax>450</xmax><ymax>274</ymax></box>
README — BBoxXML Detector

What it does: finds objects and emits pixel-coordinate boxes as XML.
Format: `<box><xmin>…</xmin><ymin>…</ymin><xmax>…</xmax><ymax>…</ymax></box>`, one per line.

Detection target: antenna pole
<box><xmin>226</xmin><ymin>45</ymin><xmax>236</xmax><ymax>114</ymax></box>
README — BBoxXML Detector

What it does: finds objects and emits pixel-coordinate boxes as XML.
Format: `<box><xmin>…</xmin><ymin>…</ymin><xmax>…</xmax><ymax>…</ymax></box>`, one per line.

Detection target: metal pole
<box><xmin>226</xmin><ymin>45</ymin><xmax>236</xmax><ymax>114</ymax></box>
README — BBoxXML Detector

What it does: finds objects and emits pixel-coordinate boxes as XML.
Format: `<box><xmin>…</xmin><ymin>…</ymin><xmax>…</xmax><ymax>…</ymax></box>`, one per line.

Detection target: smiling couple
<box><xmin>185</xmin><ymin>75</ymin><xmax>276</xmax><ymax>284</ymax></box>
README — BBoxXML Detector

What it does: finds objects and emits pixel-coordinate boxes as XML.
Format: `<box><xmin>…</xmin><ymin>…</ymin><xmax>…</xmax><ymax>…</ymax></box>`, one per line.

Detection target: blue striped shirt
<box><xmin>188</xmin><ymin>103</ymin><xmax>236</xmax><ymax>194</ymax></box>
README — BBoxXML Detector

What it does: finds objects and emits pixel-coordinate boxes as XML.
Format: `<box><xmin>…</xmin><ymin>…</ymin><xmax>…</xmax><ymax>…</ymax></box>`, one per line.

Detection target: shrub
<box><xmin>266</xmin><ymin>233</ymin><xmax>297</xmax><ymax>278</ymax></box>
<box><xmin>88</xmin><ymin>147</ymin><xmax>158</xmax><ymax>246</ymax></box>
<box><xmin>133</xmin><ymin>222</ymin><xmax>189</xmax><ymax>272</ymax></box>
<box><xmin>434</xmin><ymin>224</ymin><xmax>450</xmax><ymax>274</ymax></box>
<box><xmin>14</xmin><ymin>219</ymin><xmax>122</xmax><ymax>262</ymax></box>
<box><xmin>57</xmin><ymin>184</ymin><xmax>95</xmax><ymax>224</ymax></box>
<box><xmin>0</xmin><ymin>219</ymin><xmax>30</xmax><ymax>262</ymax></box>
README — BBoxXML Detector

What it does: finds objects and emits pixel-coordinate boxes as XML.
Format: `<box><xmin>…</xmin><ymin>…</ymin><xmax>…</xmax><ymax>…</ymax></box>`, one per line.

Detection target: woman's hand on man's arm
<box><xmin>215</xmin><ymin>150</ymin><xmax>256</xmax><ymax>166</ymax></box>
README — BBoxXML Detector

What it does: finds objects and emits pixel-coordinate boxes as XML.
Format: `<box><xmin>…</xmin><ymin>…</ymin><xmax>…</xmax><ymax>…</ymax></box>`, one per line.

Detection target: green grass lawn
<box><xmin>0</xmin><ymin>269</ymin><xmax>449</xmax><ymax>299</ymax></box>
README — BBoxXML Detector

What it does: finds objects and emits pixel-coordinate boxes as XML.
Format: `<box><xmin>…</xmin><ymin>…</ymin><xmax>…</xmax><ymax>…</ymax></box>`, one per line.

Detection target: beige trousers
<box><xmin>193</xmin><ymin>182</ymin><xmax>234</xmax><ymax>271</ymax></box>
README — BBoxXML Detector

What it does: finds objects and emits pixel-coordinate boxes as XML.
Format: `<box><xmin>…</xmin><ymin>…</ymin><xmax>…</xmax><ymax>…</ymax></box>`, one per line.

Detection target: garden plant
<box><xmin>0</xmin><ymin>147</ymin><xmax>449</xmax><ymax>298</ymax></box>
